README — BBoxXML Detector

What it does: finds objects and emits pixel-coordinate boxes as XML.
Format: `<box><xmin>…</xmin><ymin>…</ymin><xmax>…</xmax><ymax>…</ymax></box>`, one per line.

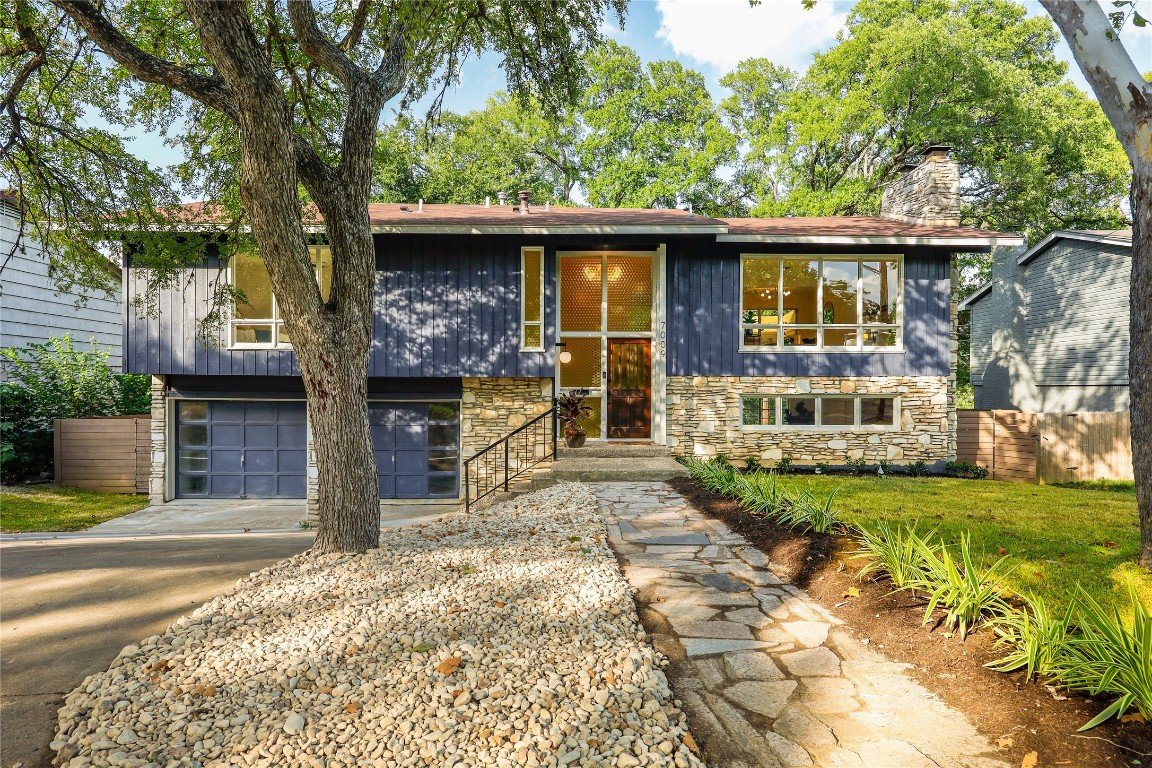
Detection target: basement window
<box><xmin>741</xmin><ymin>395</ymin><xmax>899</xmax><ymax>430</ymax></box>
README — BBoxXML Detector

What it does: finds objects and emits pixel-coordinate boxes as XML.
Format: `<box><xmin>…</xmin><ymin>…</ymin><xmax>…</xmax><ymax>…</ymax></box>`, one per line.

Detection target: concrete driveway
<box><xmin>0</xmin><ymin>532</ymin><xmax>314</xmax><ymax>768</ymax></box>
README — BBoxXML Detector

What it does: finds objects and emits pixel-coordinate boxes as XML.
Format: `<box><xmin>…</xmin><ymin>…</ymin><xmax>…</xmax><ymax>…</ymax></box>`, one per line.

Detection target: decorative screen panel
<box><xmin>558</xmin><ymin>337</ymin><xmax>601</xmax><ymax>388</ymax></box>
<box><xmin>607</xmin><ymin>256</ymin><xmax>653</xmax><ymax>332</ymax></box>
<box><xmin>560</xmin><ymin>257</ymin><xmax>602</xmax><ymax>332</ymax></box>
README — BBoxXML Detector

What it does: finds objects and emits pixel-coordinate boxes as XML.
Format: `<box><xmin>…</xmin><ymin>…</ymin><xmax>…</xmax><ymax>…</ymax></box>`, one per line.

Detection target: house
<box><xmin>0</xmin><ymin>192</ymin><xmax>123</xmax><ymax>375</ymax></box>
<box><xmin>960</xmin><ymin>229</ymin><xmax>1132</xmax><ymax>412</ymax></box>
<box><xmin>124</xmin><ymin>147</ymin><xmax>1021</xmax><ymax>504</ymax></box>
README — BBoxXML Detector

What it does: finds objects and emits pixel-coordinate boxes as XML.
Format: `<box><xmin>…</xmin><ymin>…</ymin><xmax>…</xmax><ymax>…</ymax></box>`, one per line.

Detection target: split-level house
<box><xmin>126</xmin><ymin>147</ymin><xmax>1021</xmax><ymax>505</ymax></box>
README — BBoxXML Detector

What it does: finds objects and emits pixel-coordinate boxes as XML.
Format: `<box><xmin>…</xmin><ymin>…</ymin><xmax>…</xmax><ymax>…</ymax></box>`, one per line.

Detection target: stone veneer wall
<box><xmin>461</xmin><ymin>377</ymin><xmax>554</xmax><ymax>495</ymax></box>
<box><xmin>149</xmin><ymin>375</ymin><xmax>167</xmax><ymax>504</ymax></box>
<box><xmin>879</xmin><ymin>151</ymin><xmax>960</xmax><ymax>227</ymax></box>
<box><xmin>666</xmin><ymin>376</ymin><xmax>952</xmax><ymax>465</ymax></box>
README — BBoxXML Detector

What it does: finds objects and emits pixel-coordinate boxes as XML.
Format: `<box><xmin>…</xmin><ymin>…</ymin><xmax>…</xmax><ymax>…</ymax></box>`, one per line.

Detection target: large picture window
<box><xmin>521</xmin><ymin>247</ymin><xmax>544</xmax><ymax>350</ymax></box>
<box><xmin>231</xmin><ymin>246</ymin><xmax>332</xmax><ymax>348</ymax></box>
<box><xmin>742</xmin><ymin>395</ymin><xmax>899</xmax><ymax>430</ymax></box>
<box><xmin>741</xmin><ymin>255</ymin><xmax>901</xmax><ymax>351</ymax></box>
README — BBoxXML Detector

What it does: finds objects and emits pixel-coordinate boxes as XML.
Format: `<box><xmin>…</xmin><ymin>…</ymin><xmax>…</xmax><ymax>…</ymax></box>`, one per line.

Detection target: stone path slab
<box><xmin>591</xmin><ymin>481</ymin><xmax>1011</xmax><ymax>768</ymax></box>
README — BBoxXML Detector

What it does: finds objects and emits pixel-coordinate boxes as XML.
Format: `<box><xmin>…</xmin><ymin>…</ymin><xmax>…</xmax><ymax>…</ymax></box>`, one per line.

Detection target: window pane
<box><xmin>743</xmin><ymin>327</ymin><xmax>778</xmax><ymax>348</ymax></box>
<box><xmin>178</xmin><ymin>424</ymin><xmax>208</xmax><ymax>447</ymax></box>
<box><xmin>821</xmin><ymin>398</ymin><xmax>854</xmax><ymax>426</ymax></box>
<box><xmin>428</xmin><ymin>475</ymin><xmax>458</xmax><ymax>495</ymax></box>
<box><xmin>523</xmin><ymin>248</ymin><xmax>543</xmax><ymax>323</ymax></box>
<box><xmin>782</xmin><ymin>260</ymin><xmax>820</xmax><ymax>325</ymax></box>
<box><xmin>178</xmin><ymin>401</ymin><xmax>208</xmax><ymax>421</ymax></box>
<box><xmin>428</xmin><ymin>450</ymin><xmax>458</xmax><ymax>472</ymax></box>
<box><xmin>579</xmin><ymin>396</ymin><xmax>602</xmax><ymax>438</ymax></box>
<box><xmin>607</xmin><ymin>256</ymin><xmax>653</xmax><ymax>331</ymax></box>
<box><xmin>428</xmin><ymin>403</ymin><xmax>460</xmax><ymax>423</ymax></box>
<box><xmin>234</xmin><ymin>324</ymin><xmax>273</xmax><ymax>345</ymax></box>
<box><xmin>783</xmin><ymin>328</ymin><xmax>818</xmax><ymax>347</ymax></box>
<box><xmin>178</xmin><ymin>449</ymin><xmax>208</xmax><ymax>472</ymax></box>
<box><xmin>862</xmin><ymin>260</ymin><xmax>899</xmax><ymax>324</ymax></box>
<box><xmin>429</xmin><ymin>424</ymin><xmax>458</xmax><ymax>447</ymax></box>
<box><xmin>178</xmin><ymin>475</ymin><xmax>208</xmax><ymax>495</ymax></box>
<box><xmin>234</xmin><ymin>252</ymin><xmax>274</xmax><ymax>319</ymax></box>
<box><xmin>742</xmin><ymin>396</ymin><xmax>776</xmax><ymax>426</ymax></box>
<box><xmin>822</xmin><ymin>261</ymin><xmax>859</xmax><ymax>325</ymax></box>
<box><xmin>277</xmin><ymin>324</ymin><xmax>292</xmax><ymax>346</ymax></box>
<box><xmin>310</xmin><ymin>245</ymin><xmax>333</xmax><ymax>303</ymax></box>
<box><xmin>558</xmin><ymin>337</ymin><xmax>601</xmax><ymax>388</ymax></box>
<box><xmin>781</xmin><ymin>397</ymin><xmax>816</xmax><ymax>425</ymax></box>
<box><xmin>742</xmin><ymin>258</ymin><xmax>780</xmax><ymax>312</ymax></box>
<box><xmin>863</xmin><ymin>328</ymin><xmax>898</xmax><ymax>347</ymax></box>
<box><xmin>523</xmin><ymin>324</ymin><xmax>542</xmax><ymax>348</ymax></box>
<box><xmin>560</xmin><ymin>257</ymin><xmax>602</xmax><ymax>331</ymax></box>
<box><xmin>823</xmin><ymin>328</ymin><xmax>858</xmax><ymax>348</ymax></box>
<box><xmin>861</xmin><ymin>397</ymin><xmax>896</xmax><ymax>426</ymax></box>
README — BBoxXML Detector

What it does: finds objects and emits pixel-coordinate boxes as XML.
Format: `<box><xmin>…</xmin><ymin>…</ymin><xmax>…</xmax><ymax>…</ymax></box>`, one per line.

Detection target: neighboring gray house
<box><xmin>960</xmin><ymin>229</ymin><xmax>1132</xmax><ymax>412</ymax></box>
<box><xmin>0</xmin><ymin>194</ymin><xmax>122</xmax><ymax>375</ymax></box>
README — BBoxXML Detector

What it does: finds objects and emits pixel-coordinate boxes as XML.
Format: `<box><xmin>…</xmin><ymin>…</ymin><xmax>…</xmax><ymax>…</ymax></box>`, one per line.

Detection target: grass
<box><xmin>0</xmin><ymin>484</ymin><xmax>148</xmax><ymax>532</ymax></box>
<box><xmin>769</xmin><ymin>475</ymin><xmax>1150</xmax><ymax>619</ymax></box>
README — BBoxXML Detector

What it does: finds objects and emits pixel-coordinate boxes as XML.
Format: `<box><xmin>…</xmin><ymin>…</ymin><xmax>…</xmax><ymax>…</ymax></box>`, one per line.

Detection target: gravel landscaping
<box><xmin>50</xmin><ymin>484</ymin><xmax>703</xmax><ymax>768</ymax></box>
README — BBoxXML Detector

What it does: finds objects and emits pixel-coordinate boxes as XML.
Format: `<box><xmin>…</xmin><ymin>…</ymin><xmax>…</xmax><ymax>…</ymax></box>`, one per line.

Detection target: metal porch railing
<box><xmin>463</xmin><ymin>404</ymin><xmax>557</xmax><ymax>512</ymax></box>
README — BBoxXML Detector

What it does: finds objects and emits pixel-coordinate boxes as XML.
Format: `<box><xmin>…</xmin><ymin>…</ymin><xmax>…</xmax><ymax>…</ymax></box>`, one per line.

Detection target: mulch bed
<box><xmin>667</xmin><ymin>477</ymin><xmax>1152</xmax><ymax>768</ymax></box>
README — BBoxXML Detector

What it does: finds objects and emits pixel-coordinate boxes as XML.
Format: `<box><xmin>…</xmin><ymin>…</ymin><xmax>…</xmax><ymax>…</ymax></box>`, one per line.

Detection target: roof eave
<box><xmin>1016</xmin><ymin>230</ymin><xmax>1131</xmax><ymax>266</ymax></box>
<box><xmin>367</xmin><ymin>224</ymin><xmax>728</xmax><ymax>235</ymax></box>
<box><xmin>958</xmin><ymin>282</ymin><xmax>993</xmax><ymax>310</ymax></box>
<box><xmin>716</xmin><ymin>234</ymin><xmax>1025</xmax><ymax>248</ymax></box>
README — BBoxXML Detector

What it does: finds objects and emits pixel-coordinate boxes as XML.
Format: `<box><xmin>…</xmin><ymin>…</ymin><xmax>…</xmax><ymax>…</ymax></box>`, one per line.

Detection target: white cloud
<box><xmin>654</xmin><ymin>0</ymin><xmax>851</xmax><ymax>74</ymax></box>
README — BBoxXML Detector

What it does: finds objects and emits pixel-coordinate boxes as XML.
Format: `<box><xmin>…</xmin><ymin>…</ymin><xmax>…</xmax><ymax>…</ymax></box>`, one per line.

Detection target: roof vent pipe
<box><xmin>518</xmin><ymin>190</ymin><xmax>530</xmax><ymax>215</ymax></box>
<box><xmin>417</xmin><ymin>199</ymin><xmax>423</xmax><ymax>213</ymax></box>
<box><xmin>497</xmin><ymin>191</ymin><xmax>507</xmax><ymax>206</ymax></box>
<box><xmin>484</xmin><ymin>196</ymin><xmax>490</xmax><ymax>208</ymax></box>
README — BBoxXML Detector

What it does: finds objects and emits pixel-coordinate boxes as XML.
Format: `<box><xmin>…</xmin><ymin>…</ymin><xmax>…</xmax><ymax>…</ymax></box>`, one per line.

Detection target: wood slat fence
<box><xmin>54</xmin><ymin>416</ymin><xmax>151</xmax><ymax>494</ymax></box>
<box><xmin>956</xmin><ymin>409</ymin><xmax>1132</xmax><ymax>484</ymax></box>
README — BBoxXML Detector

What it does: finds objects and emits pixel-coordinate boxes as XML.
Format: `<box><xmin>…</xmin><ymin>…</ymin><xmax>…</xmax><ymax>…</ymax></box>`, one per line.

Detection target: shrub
<box><xmin>987</xmin><ymin>594</ymin><xmax>1074</xmax><ymax>682</ymax></box>
<box><xmin>0</xmin><ymin>336</ymin><xmax>150</xmax><ymax>482</ymax></box>
<box><xmin>877</xmin><ymin>459</ymin><xmax>893</xmax><ymax>476</ymax></box>
<box><xmin>743</xmin><ymin>457</ymin><xmax>762</xmax><ymax>473</ymax></box>
<box><xmin>1051</xmin><ymin>587</ymin><xmax>1152</xmax><ymax>730</ymax></box>
<box><xmin>853</xmin><ymin>520</ymin><xmax>940</xmax><ymax>591</ymax></box>
<box><xmin>813</xmin><ymin>461</ymin><xmax>830</xmax><ymax>475</ymax></box>
<box><xmin>944</xmin><ymin>460</ymin><xmax>990</xmax><ymax>480</ymax></box>
<box><xmin>907</xmin><ymin>459</ymin><xmax>929</xmax><ymax>477</ymax></box>
<box><xmin>845</xmin><ymin>456</ymin><xmax>868</xmax><ymax>475</ymax></box>
<box><xmin>913</xmin><ymin>533</ymin><xmax>1014</xmax><ymax>639</ymax></box>
<box><xmin>774</xmin><ymin>456</ymin><xmax>794</xmax><ymax>474</ymax></box>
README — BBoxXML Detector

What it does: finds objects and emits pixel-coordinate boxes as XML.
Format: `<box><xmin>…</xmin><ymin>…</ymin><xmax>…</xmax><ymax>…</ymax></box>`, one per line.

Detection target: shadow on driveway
<box><xmin>0</xmin><ymin>533</ymin><xmax>314</xmax><ymax>768</ymax></box>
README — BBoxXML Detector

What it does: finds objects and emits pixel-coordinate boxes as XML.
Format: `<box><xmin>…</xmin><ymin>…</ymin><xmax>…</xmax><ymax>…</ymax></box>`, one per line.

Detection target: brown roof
<box><xmin>150</xmin><ymin>202</ymin><xmax>1022</xmax><ymax>243</ymax></box>
<box><xmin>721</xmin><ymin>216</ymin><xmax>1013</xmax><ymax>239</ymax></box>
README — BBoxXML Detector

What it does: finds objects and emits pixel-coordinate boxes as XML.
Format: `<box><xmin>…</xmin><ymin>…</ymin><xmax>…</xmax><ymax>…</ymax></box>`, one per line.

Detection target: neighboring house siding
<box><xmin>666</xmin><ymin>244</ymin><xmax>951</xmax><ymax>377</ymax></box>
<box><xmin>0</xmin><ymin>207</ymin><xmax>121</xmax><ymax>371</ymax></box>
<box><xmin>969</xmin><ymin>237</ymin><xmax>1130</xmax><ymax>412</ymax></box>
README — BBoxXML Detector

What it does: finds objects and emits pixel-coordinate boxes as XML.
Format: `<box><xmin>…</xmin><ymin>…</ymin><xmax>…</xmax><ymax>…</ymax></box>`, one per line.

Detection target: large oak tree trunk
<box><xmin>1133</xmin><ymin>165</ymin><xmax>1152</xmax><ymax>568</ymax></box>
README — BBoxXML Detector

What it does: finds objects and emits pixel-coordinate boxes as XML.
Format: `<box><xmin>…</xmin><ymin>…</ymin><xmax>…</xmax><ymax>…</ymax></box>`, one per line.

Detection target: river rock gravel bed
<box><xmin>50</xmin><ymin>484</ymin><xmax>704</xmax><ymax>768</ymax></box>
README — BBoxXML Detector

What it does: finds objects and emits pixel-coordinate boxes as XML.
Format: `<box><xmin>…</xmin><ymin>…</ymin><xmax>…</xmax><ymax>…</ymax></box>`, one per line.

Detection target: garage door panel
<box><xmin>278</xmin><ymin>423</ymin><xmax>306</xmax><ymax>444</ymax></box>
<box><xmin>429</xmin><ymin>424</ymin><xmax>456</xmax><ymax>447</ymax></box>
<box><xmin>180</xmin><ymin>475</ymin><xmax>209</xmax><ymax>496</ymax></box>
<box><xmin>378</xmin><ymin>474</ymin><xmax>395</xmax><ymax>497</ymax></box>
<box><xmin>371</xmin><ymin>425</ymin><xmax>395</xmax><ymax>448</ymax></box>
<box><xmin>392</xmin><ymin>405</ymin><xmax>424</xmax><ymax>424</ymax></box>
<box><xmin>395</xmin><ymin>475</ymin><xmax>427</xmax><ymax>497</ymax></box>
<box><xmin>244</xmin><ymin>424</ymin><xmax>277</xmax><ymax>447</ymax></box>
<box><xmin>245</xmin><ymin>403</ymin><xmax>280</xmax><ymax>422</ymax></box>
<box><xmin>395</xmin><ymin>450</ymin><xmax>425</xmax><ymax>473</ymax></box>
<box><xmin>209</xmin><ymin>475</ymin><xmax>242</xmax><ymax>497</ymax></box>
<box><xmin>396</xmin><ymin>424</ymin><xmax>426</xmax><ymax>449</ymax></box>
<box><xmin>210</xmin><ymin>449</ymin><xmax>242</xmax><ymax>470</ymax></box>
<box><xmin>245</xmin><ymin>449</ymin><xmax>276</xmax><ymax>472</ymax></box>
<box><xmin>244</xmin><ymin>475</ymin><xmax>277</xmax><ymax>498</ymax></box>
<box><xmin>178</xmin><ymin>424</ymin><xmax>209</xmax><ymax>447</ymax></box>
<box><xmin>429</xmin><ymin>475</ymin><xmax>457</xmax><ymax>496</ymax></box>
<box><xmin>279</xmin><ymin>475</ymin><xmax>307</xmax><ymax>497</ymax></box>
<box><xmin>212</xmin><ymin>402</ymin><xmax>246</xmax><ymax>421</ymax></box>
<box><xmin>211</xmin><ymin>424</ymin><xmax>244</xmax><ymax>447</ymax></box>
<box><xmin>278</xmin><ymin>450</ymin><xmax>306</xmax><ymax>472</ymax></box>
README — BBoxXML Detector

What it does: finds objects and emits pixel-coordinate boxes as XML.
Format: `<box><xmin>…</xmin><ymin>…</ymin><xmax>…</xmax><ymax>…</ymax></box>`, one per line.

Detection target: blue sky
<box><xmin>114</xmin><ymin>0</ymin><xmax>1152</xmax><ymax>180</ymax></box>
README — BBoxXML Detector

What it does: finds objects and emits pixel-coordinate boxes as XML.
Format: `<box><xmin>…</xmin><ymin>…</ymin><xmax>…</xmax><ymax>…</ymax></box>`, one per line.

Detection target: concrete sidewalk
<box><xmin>0</xmin><ymin>533</ymin><xmax>316</xmax><ymax>768</ymax></box>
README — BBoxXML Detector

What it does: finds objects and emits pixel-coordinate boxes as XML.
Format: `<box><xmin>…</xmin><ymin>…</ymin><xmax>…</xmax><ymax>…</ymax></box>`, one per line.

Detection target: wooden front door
<box><xmin>607</xmin><ymin>339</ymin><xmax>652</xmax><ymax>439</ymax></box>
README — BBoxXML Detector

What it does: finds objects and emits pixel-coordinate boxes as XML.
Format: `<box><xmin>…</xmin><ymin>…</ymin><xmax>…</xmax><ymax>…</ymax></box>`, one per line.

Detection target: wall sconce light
<box><xmin>556</xmin><ymin>342</ymin><xmax>572</xmax><ymax>364</ymax></box>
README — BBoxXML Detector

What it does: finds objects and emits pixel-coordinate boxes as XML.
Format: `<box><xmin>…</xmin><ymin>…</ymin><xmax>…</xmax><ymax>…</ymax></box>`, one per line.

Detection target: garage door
<box><xmin>370</xmin><ymin>402</ymin><xmax>459</xmax><ymax>498</ymax></box>
<box><xmin>176</xmin><ymin>400</ymin><xmax>307</xmax><ymax>499</ymax></box>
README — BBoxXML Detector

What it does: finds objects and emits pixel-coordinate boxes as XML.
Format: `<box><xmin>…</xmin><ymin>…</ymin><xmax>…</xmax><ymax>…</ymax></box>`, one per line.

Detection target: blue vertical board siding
<box><xmin>664</xmin><ymin>244</ymin><xmax>951</xmax><ymax>377</ymax></box>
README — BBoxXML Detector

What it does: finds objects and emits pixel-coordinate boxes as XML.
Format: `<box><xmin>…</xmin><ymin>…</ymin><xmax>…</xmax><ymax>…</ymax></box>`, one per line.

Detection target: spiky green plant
<box><xmin>735</xmin><ymin>471</ymin><xmax>789</xmax><ymax>518</ymax></box>
<box><xmin>1052</xmin><ymin>587</ymin><xmax>1152</xmax><ymax>731</ymax></box>
<box><xmin>852</xmin><ymin>520</ymin><xmax>940</xmax><ymax>591</ymax></box>
<box><xmin>779</xmin><ymin>488</ymin><xmax>843</xmax><ymax>534</ymax></box>
<box><xmin>986</xmin><ymin>594</ymin><xmax>1074</xmax><ymax>682</ymax></box>
<box><xmin>913</xmin><ymin>533</ymin><xmax>1014</xmax><ymax>639</ymax></box>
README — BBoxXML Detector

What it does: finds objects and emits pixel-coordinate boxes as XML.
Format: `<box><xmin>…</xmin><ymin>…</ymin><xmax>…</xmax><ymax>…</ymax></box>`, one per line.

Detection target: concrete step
<box><xmin>550</xmin><ymin>456</ymin><xmax>689</xmax><ymax>482</ymax></box>
<box><xmin>556</xmin><ymin>444</ymin><xmax>674</xmax><ymax>459</ymax></box>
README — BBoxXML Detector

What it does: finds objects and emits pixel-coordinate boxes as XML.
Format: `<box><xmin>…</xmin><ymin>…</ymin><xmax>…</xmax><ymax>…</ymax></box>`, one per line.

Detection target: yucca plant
<box><xmin>986</xmin><ymin>594</ymin><xmax>1074</xmax><ymax>682</ymax></box>
<box><xmin>779</xmin><ymin>488</ymin><xmax>843</xmax><ymax>534</ymax></box>
<box><xmin>913</xmin><ymin>533</ymin><xmax>1014</xmax><ymax>639</ymax></box>
<box><xmin>853</xmin><ymin>520</ymin><xmax>940</xmax><ymax>591</ymax></box>
<box><xmin>1051</xmin><ymin>587</ymin><xmax>1152</xmax><ymax>731</ymax></box>
<box><xmin>735</xmin><ymin>471</ymin><xmax>789</xmax><ymax>519</ymax></box>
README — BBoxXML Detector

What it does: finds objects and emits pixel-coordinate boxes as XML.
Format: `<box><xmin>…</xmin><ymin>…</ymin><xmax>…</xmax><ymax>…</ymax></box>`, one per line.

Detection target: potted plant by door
<box><xmin>558</xmin><ymin>389</ymin><xmax>592</xmax><ymax>448</ymax></box>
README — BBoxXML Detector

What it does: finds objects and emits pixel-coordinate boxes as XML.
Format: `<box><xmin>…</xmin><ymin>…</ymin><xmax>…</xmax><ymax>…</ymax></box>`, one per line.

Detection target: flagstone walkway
<box><xmin>590</xmin><ymin>481</ymin><xmax>1011</xmax><ymax>768</ymax></box>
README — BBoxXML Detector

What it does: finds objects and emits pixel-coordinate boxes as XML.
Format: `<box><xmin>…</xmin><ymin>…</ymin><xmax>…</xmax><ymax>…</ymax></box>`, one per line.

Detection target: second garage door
<box><xmin>370</xmin><ymin>402</ymin><xmax>459</xmax><ymax>499</ymax></box>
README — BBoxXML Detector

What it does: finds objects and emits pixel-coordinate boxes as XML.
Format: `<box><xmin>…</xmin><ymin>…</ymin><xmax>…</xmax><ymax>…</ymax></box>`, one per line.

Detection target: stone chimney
<box><xmin>880</xmin><ymin>145</ymin><xmax>960</xmax><ymax>227</ymax></box>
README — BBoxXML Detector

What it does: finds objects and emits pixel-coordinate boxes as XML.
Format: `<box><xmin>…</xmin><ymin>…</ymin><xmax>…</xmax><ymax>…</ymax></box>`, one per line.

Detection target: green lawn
<box><xmin>0</xmin><ymin>485</ymin><xmax>149</xmax><ymax>532</ymax></box>
<box><xmin>776</xmin><ymin>475</ymin><xmax>1150</xmax><ymax>616</ymax></box>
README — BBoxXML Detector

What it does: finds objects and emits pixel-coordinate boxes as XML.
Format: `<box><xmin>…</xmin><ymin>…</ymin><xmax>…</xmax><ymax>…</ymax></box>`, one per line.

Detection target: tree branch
<box><xmin>286</xmin><ymin>0</ymin><xmax>358</xmax><ymax>88</ymax></box>
<box><xmin>337</xmin><ymin>0</ymin><xmax>372</xmax><ymax>52</ymax></box>
<box><xmin>52</xmin><ymin>0</ymin><xmax>237</xmax><ymax>118</ymax></box>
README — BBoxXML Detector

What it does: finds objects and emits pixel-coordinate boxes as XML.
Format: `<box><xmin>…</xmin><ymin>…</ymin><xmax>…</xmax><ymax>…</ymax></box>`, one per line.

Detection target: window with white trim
<box><xmin>741</xmin><ymin>255</ymin><xmax>902</xmax><ymax>350</ymax></box>
<box><xmin>521</xmin><ymin>246</ymin><xmax>544</xmax><ymax>350</ymax></box>
<box><xmin>230</xmin><ymin>245</ymin><xmax>332</xmax><ymax>348</ymax></box>
<box><xmin>741</xmin><ymin>395</ymin><xmax>899</xmax><ymax>429</ymax></box>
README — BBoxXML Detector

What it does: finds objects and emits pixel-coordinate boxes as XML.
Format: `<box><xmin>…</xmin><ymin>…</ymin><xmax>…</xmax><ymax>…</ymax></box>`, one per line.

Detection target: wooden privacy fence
<box><xmin>54</xmin><ymin>415</ymin><xmax>151</xmax><ymax>494</ymax></box>
<box><xmin>956</xmin><ymin>410</ymin><xmax>1133</xmax><ymax>484</ymax></box>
